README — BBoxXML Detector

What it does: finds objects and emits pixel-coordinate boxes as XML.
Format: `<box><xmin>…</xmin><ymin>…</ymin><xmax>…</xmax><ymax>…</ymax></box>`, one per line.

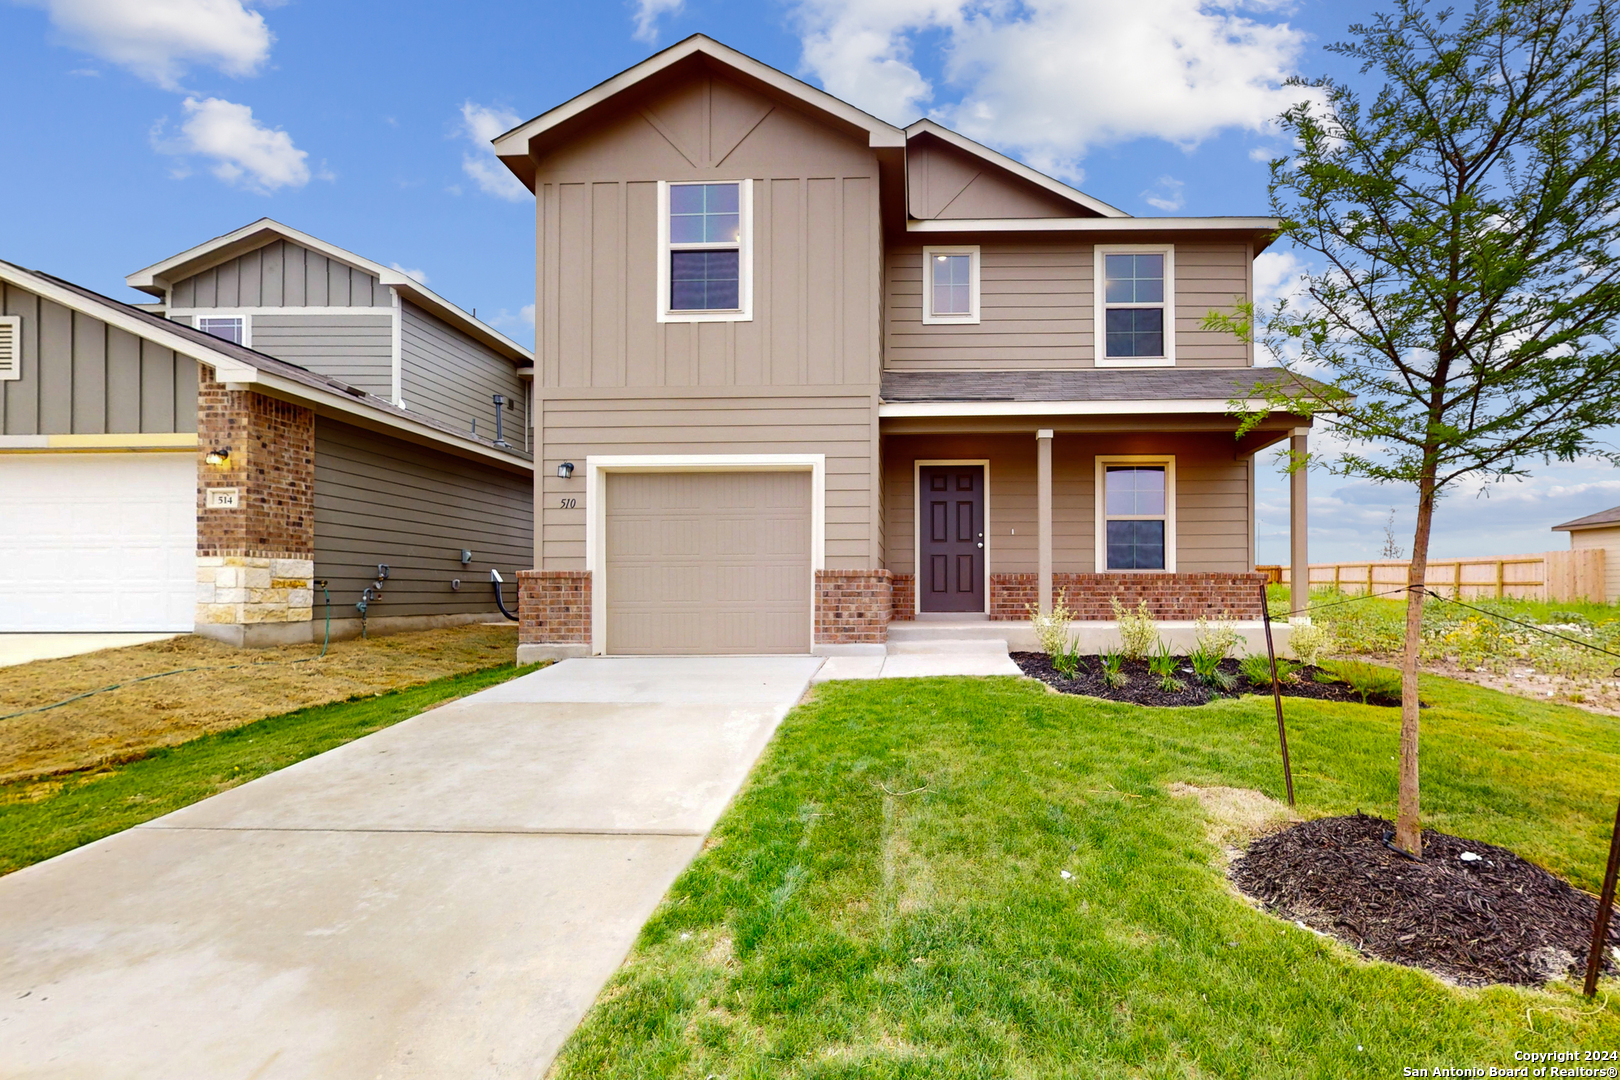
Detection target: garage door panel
<box><xmin>0</xmin><ymin>453</ymin><xmax>196</xmax><ymax>632</ymax></box>
<box><xmin>605</xmin><ymin>472</ymin><xmax>811</xmax><ymax>655</ymax></box>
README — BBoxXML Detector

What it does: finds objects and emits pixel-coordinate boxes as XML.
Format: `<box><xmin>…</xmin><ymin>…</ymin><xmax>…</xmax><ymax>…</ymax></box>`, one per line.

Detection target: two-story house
<box><xmin>0</xmin><ymin>221</ymin><xmax>535</xmax><ymax>644</ymax></box>
<box><xmin>497</xmin><ymin>36</ymin><xmax>1311</xmax><ymax>660</ymax></box>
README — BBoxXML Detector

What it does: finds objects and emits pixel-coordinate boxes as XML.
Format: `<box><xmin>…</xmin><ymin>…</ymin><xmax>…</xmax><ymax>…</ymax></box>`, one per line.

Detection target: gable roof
<box><xmin>0</xmin><ymin>259</ymin><xmax>532</xmax><ymax>471</ymax></box>
<box><xmin>1552</xmin><ymin>505</ymin><xmax>1620</xmax><ymax>532</ymax></box>
<box><xmin>492</xmin><ymin>34</ymin><xmax>906</xmax><ymax>189</ymax></box>
<box><xmin>904</xmin><ymin>120</ymin><xmax>1126</xmax><ymax>219</ymax></box>
<box><xmin>125</xmin><ymin>219</ymin><xmax>533</xmax><ymax>365</ymax></box>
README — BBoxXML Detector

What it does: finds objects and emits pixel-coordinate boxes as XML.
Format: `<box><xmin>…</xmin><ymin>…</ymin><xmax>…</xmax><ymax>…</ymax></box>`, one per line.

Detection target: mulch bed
<box><xmin>1231</xmin><ymin>813</ymin><xmax>1618</xmax><ymax>986</ymax></box>
<box><xmin>1010</xmin><ymin>652</ymin><xmax>1400</xmax><ymax>708</ymax></box>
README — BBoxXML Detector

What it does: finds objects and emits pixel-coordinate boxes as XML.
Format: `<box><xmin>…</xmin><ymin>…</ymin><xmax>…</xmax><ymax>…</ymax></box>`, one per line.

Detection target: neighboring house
<box><xmin>1553</xmin><ymin>505</ymin><xmax>1620</xmax><ymax>603</ymax></box>
<box><xmin>494</xmin><ymin>35</ymin><xmax>1313</xmax><ymax>660</ymax></box>
<box><xmin>0</xmin><ymin>222</ymin><xmax>534</xmax><ymax>643</ymax></box>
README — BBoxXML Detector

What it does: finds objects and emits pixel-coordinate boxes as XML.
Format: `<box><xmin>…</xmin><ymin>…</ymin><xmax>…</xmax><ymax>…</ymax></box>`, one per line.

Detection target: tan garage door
<box><xmin>605</xmin><ymin>471</ymin><xmax>811</xmax><ymax>655</ymax></box>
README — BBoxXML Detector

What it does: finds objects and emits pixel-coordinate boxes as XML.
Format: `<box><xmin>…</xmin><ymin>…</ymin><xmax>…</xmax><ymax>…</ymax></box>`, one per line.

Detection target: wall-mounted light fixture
<box><xmin>557</xmin><ymin>461</ymin><xmax>575</xmax><ymax>479</ymax></box>
<box><xmin>205</xmin><ymin>448</ymin><xmax>230</xmax><ymax>466</ymax></box>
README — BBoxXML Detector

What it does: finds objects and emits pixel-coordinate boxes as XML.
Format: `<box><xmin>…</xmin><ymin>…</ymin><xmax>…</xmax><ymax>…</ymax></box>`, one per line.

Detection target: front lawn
<box><xmin>552</xmin><ymin>674</ymin><xmax>1620</xmax><ymax>1078</ymax></box>
<box><xmin>0</xmin><ymin>661</ymin><xmax>537</xmax><ymax>876</ymax></box>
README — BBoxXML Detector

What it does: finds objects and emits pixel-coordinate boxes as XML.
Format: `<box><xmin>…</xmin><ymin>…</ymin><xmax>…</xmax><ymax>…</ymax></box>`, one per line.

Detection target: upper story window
<box><xmin>197</xmin><ymin>316</ymin><xmax>246</xmax><ymax>346</ymax></box>
<box><xmin>1095</xmin><ymin>456</ymin><xmax>1176</xmax><ymax>571</ymax></box>
<box><xmin>658</xmin><ymin>180</ymin><xmax>752</xmax><ymax>323</ymax></box>
<box><xmin>1096</xmin><ymin>245</ymin><xmax>1174</xmax><ymax>366</ymax></box>
<box><xmin>921</xmin><ymin>246</ymin><xmax>980</xmax><ymax>325</ymax></box>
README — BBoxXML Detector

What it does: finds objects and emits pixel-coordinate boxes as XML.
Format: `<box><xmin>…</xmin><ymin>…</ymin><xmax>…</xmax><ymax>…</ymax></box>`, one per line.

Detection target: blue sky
<box><xmin>3</xmin><ymin>0</ymin><xmax>1615</xmax><ymax>564</ymax></box>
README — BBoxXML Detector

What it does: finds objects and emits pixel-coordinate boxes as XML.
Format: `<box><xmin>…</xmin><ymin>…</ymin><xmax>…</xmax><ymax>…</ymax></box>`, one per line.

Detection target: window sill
<box><xmin>921</xmin><ymin>314</ymin><xmax>981</xmax><ymax>326</ymax></box>
<box><xmin>1095</xmin><ymin>357</ymin><xmax>1174</xmax><ymax>368</ymax></box>
<box><xmin>657</xmin><ymin>310</ymin><xmax>753</xmax><ymax>324</ymax></box>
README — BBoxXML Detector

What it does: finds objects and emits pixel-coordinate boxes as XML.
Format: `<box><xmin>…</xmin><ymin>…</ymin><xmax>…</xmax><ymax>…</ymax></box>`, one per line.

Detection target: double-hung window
<box><xmin>921</xmin><ymin>246</ymin><xmax>980</xmax><ymax>324</ymax></box>
<box><xmin>1096</xmin><ymin>245</ymin><xmax>1173</xmax><ymax>365</ymax></box>
<box><xmin>197</xmin><ymin>315</ymin><xmax>246</xmax><ymax>346</ymax></box>
<box><xmin>1096</xmin><ymin>457</ymin><xmax>1176</xmax><ymax>571</ymax></box>
<box><xmin>658</xmin><ymin>180</ymin><xmax>752</xmax><ymax>322</ymax></box>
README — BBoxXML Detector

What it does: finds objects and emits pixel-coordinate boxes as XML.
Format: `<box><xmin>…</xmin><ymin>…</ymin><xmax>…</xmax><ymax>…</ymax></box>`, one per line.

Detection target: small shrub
<box><xmin>1028</xmin><ymin>589</ymin><xmax>1077</xmax><ymax>658</ymax></box>
<box><xmin>1053</xmin><ymin>637</ymin><xmax>1087</xmax><ymax>680</ymax></box>
<box><xmin>1194</xmin><ymin>612</ymin><xmax>1242</xmax><ymax>663</ymax></box>
<box><xmin>1239</xmin><ymin>652</ymin><xmax>1300</xmax><ymax>687</ymax></box>
<box><xmin>1148</xmin><ymin>640</ymin><xmax>1184</xmax><ymax>692</ymax></box>
<box><xmin>1111</xmin><ymin>597</ymin><xmax>1158</xmax><ymax>660</ymax></box>
<box><xmin>1100</xmin><ymin>649</ymin><xmax>1130</xmax><ymax>689</ymax></box>
<box><xmin>1188</xmin><ymin>644</ymin><xmax>1237</xmax><ymax>692</ymax></box>
<box><xmin>1321</xmin><ymin>659</ymin><xmax>1402</xmax><ymax>704</ymax></box>
<box><xmin>1287</xmin><ymin>621</ymin><xmax>1334</xmax><ymax>666</ymax></box>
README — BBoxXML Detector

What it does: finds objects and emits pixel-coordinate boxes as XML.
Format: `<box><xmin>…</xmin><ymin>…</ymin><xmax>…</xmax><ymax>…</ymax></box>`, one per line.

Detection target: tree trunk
<box><xmin>1395</xmin><ymin>467</ymin><xmax>1438</xmax><ymax>857</ymax></box>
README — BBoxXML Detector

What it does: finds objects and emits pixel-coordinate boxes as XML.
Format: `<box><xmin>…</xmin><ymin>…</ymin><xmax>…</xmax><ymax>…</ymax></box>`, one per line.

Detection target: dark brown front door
<box><xmin>919</xmin><ymin>464</ymin><xmax>985</xmax><ymax>612</ymax></box>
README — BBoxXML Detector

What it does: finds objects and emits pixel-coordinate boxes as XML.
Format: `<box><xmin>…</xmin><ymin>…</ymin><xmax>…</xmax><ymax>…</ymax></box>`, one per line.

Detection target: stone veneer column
<box><xmin>194</xmin><ymin>368</ymin><xmax>316</xmax><ymax>635</ymax></box>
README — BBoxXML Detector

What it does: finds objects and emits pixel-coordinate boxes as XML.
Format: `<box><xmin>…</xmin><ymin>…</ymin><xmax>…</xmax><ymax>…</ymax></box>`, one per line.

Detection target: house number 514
<box><xmin>559</xmin><ymin>497</ymin><xmax>577</xmax><ymax>509</ymax></box>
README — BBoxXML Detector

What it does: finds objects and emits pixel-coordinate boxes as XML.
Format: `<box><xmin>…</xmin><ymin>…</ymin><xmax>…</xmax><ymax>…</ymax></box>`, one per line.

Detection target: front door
<box><xmin>918</xmin><ymin>464</ymin><xmax>985</xmax><ymax>612</ymax></box>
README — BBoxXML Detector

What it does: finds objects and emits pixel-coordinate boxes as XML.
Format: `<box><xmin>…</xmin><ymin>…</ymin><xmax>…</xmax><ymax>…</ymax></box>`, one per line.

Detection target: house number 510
<box><xmin>559</xmin><ymin>498</ymin><xmax>577</xmax><ymax>509</ymax></box>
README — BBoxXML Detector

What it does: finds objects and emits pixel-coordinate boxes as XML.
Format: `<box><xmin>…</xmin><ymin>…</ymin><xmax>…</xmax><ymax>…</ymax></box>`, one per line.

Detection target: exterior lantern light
<box><xmin>205</xmin><ymin>448</ymin><xmax>230</xmax><ymax>466</ymax></box>
<box><xmin>557</xmin><ymin>461</ymin><xmax>575</xmax><ymax>479</ymax></box>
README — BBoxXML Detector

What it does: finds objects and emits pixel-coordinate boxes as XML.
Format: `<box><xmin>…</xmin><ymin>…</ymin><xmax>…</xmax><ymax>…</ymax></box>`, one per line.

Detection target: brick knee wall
<box><xmin>815</xmin><ymin>569</ymin><xmax>893</xmax><ymax>644</ymax></box>
<box><xmin>990</xmin><ymin>572</ymin><xmax>1267</xmax><ymax>620</ymax></box>
<box><xmin>519</xmin><ymin>570</ymin><xmax>591</xmax><ymax>644</ymax></box>
<box><xmin>196</xmin><ymin>369</ymin><xmax>314</xmax><ymax>560</ymax></box>
<box><xmin>890</xmin><ymin>573</ymin><xmax>915</xmax><ymax>621</ymax></box>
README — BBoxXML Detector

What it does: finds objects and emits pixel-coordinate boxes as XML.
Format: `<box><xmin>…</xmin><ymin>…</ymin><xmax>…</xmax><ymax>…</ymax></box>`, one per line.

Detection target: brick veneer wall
<box><xmin>890</xmin><ymin>573</ymin><xmax>915</xmax><ymax>622</ymax></box>
<box><xmin>815</xmin><ymin>569</ymin><xmax>893</xmax><ymax>644</ymax></box>
<box><xmin>519</xmin><ymin>570</ymin><xmax>591</xmax><ymax>644</ymax></box>
<box><xmin>990</xmin><ymin>572</ymin><xmax>1266</xmax><ymax>620</ymax></box>
<box><xmin>197</xmin><ymin>369</ymin><xmax>314</xmax><ymax>560</ymax></box>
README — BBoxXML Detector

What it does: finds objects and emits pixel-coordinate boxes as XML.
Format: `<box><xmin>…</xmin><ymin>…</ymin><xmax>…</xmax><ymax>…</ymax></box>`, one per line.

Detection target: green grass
<box><xmin>552</xmin><ymin>673</ymin><xmax>1620</xmax><ymax>1079</ymax></box>
<box><xmin>0</xmin><ymin>661</ymin><xmax>537</xmax><ymax>876</ymax></box>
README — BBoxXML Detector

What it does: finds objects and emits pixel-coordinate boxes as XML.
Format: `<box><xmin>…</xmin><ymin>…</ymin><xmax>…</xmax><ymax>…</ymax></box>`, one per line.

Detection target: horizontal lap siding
<box><xmin>883</xmin><ymin>239</ymin><xmax>1251</xmax><ymax>369</ymax></box>
<box><xmin>171</xmin><ymin>241</ymin><xmax>387</xmax><ymax>308</ymax></box>
<box><xmin>541</xmin><ymin>393</ymin><xmax>875</xmax><ymax>571</ymax></box>
<box><xmin>251</xmin><ymin>314</ymin><xmax>392</xmax><ymax>397</ymax></box>
<box><xmin>1</xmin><ymin>283</ymin><xmax>196</xmax><ymax>435</ymax></box>
<box><xmin>1569</xmin><ymin>528</ymin><xmax>1620</xmax><ymax>603</ymax></box>
<box><xmin>400</xmin><ymin>302</ymin><xmax>529</xmax><ymax>454</ymax></box>
<box><xmin>313</xmin><ymin>418</ymin><xmax>532</xmax><ymax>619</ymax></box>
<box><xmin>883</xmin><ymin>431</ymin><xmax>1251</xmax><ymax>577</ymax></box>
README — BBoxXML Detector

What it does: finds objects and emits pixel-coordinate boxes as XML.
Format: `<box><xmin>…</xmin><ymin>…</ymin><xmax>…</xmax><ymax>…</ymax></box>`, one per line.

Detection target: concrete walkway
<box><xmin>0</xmin><ymin>655</ymin><xmax>822</xmax><ymax>1079</ymax></box>
<box><xmin>0</xmin><ymin>632</ymin><xmax>179</xmax><ymax>668</ymax></box>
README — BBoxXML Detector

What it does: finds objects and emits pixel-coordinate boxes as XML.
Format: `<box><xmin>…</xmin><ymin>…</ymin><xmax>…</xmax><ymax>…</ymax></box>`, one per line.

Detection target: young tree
<box><xmin>1215</xmin><ymin>0</ymin><xmax>1620</xmax><ymax>855</ymax></box>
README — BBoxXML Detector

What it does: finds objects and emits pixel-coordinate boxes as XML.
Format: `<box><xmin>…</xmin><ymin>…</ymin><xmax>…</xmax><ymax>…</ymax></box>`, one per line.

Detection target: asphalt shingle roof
<box><xmin>1552</xmin><ymin>505</ymin><xmax>1620</xmax><ymax>531</ymax></box>
<box><xmin>879</xmin><ymin>367</ymin><xmax>1324</xmax><ymax>402</ymax></box>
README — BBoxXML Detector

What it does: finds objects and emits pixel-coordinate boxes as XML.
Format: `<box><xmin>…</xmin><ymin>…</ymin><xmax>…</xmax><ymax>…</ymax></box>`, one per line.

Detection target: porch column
<box><xmin>1037</xmin><ymin>428</ymin><xmax>1053</xmax><ymax>615</ymax></box>
<box><xmin>1290</xmin><ymin>426</ymin><xmax>1309</xmax><ymax>620</ymax></box>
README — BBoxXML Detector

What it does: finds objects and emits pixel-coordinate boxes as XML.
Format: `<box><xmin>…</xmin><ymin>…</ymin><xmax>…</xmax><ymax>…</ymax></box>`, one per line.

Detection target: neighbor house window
<box><xmin>1096</xmin><ymin>457</ymin><xmax>1176</xmax><ymax>571</ymax></box>
<box><xmin>1096</xmin><ymin>245</ymin><xmax>1174</xmax><ymax>365</ymax></box>
<box><xmin>197</xmin><ymin>316</ymin><xmax>246</xmax><ymax>346</ymax></box>
<box><xmin>658</xmin><ymin>180</ymin><xmax>752</xmax><ymax>322</ymax></box>
<box><xmin>921</xmin><ymin>246</ymin><xmax>980</xmax><ymax>324</ymax></box>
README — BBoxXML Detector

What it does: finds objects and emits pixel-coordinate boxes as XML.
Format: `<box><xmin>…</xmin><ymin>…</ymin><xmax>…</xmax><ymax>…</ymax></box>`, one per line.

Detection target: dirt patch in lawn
<box><xmin>1012</xmin><ymin>652</ymin><xmax>1400</xmax><ymax>708</ymax></box>
<box><xmin>1231</xmin><ymin>813</ymin><xmax>1618</xmax><ymax>987</ymax></box>
<box><xmin>1166</xmin><ymin>782</ymin><xmax>1298</xmax><ymax>859</ymax></box>
<box><xmin>0</xmin><ymin>623</ymin><xmax>519</xmax><ymax>783</ymax></box>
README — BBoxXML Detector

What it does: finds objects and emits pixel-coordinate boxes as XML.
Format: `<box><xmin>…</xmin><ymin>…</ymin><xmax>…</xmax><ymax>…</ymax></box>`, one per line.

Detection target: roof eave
<box><xmin>906</xmin><ymin>216</ymin><xmax>1281</xmax><ymax>234</ymax></box>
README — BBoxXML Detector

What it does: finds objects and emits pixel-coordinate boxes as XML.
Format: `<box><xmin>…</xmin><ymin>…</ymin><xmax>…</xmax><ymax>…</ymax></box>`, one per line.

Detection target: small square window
<box><xmin>197</xmin><ymin>317</ymin><xmax>244</xmax><ymax>345</ymax></box>
<box><xmin>922</xmin><ymin>246</ymin><xmax>980</xmax><ymax>324</ymax></box>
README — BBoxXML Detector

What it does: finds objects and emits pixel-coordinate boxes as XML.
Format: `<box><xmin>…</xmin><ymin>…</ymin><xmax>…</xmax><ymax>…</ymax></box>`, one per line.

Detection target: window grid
<box><xmin>1096</xmin><ymin>458</ymin><xmax>1175</xmax><ymax>572</ymax></box>
<box><xmin>667</xmin><ymin>182</ymin><xmax>742</xmax><ymax>314</ymax></box>
<box><xmin>921</xmin><ymin>246</ymin><xmax>980</xmax><ymax>324</ymax></box>
<box><xmin>197</xmin><ymin>316</ymin><xmax>245</xmax><ymax>346</ymax></box>
<box><xmin>1096</xmin><ymin>247</ymin><xmax>1173</xmax><ymax>365</ymax></box>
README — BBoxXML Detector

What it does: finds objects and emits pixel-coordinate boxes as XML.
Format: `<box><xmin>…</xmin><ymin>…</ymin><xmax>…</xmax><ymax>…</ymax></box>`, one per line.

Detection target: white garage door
<box><xmin>0</xmin><ymin>453</ymin><xmax>197</xmax><ymax>632</ymax></box>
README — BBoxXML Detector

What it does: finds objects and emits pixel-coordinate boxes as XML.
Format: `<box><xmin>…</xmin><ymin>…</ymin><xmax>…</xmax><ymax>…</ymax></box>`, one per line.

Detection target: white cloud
<box><xmin>155</xmin><ymin>96</ymin><xmax>309</xmax><ymax>193</ymax></box>
<box><xmin>1253</xmin><ymin>250</ymin><xmax>1307</xmax><ymax>308</ymax></box>
<box><xmin>458</xmin><ymin>102</ymin><xmax>530</xmax><ymax>202</ymax></box>
<box><xmin>23</xmin><ymin>0</ymin><xmax>272</xmax><ymax>90</ymax></box>
<box><xmin>791</xmin><ymin>0</ymin><xmax>1322</xmax><ymax>179</ymax></box>
<box><xmin>1249</xmin><ymin>146</ymin><xmax>1278</xmax><ymax>163</ymax></box>
<box><xmin>521</xmin><ymin>303</ymin><xmax>535</xmax><ymax>328</ymax></box>
<box><xmin>631</xmin><ymin>0</ymin><xmax>683</xmax><ymax>44</ymax></box>
<box><xmin>1140</xmin><ymin>175</ymin><xmax>1184</xmax><ymax>212</ymax></box>
<box><xmin>390</xmin><ymin>263</ymin><xmax>429</xmax><ymax>285</ymax></box>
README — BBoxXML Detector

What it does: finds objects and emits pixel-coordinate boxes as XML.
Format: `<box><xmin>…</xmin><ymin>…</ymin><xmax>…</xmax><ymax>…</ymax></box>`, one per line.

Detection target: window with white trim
<box><xmin>657</xmin><ymin>180</ymin><xmax>752</xmax><ymax>322</ymax></box>
<box><xmin>1096</xmin><ymin>245</ymin><xmax>1174</xmax><ymax>365</ymax></box>
<box><xmin>922</xmin><ymin>246</ymin><xmax>980</xmax><ymax>324</ymax></box>
<box><xmin>197</xmin><ymin>315</ymin><xmax>246</xmax><ymax>346</ymax></box>
<box><xmin>0</xmin><ymin>316</ymin><xmax>19</xmax><ymax>381</ymax></box>
<box><xmin>1096</xmin><ymin>457</ymin><xmax>1176</xmax><ymax>571</ymax></box>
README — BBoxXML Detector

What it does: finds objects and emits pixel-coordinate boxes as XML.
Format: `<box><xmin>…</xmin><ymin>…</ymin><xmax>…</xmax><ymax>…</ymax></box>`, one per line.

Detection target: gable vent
<box><xmin>0</xmin><ymin>316</ymin><xmax>19</xmax><ymax>381</ymax></box>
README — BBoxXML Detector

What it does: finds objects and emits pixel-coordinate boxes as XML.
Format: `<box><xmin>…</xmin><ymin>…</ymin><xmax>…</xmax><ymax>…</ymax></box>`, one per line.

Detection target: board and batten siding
<box><xmin>250</xmin><ymin>313</ymin><xmax>394</xmax><ymax>398</ymax></box>
<box><xmin>883</xmin><ymin>240</ymin><xmax>1251</xmax><ymax>370</ymax></box>
<box><xmin>882</xmin><ymin>431</ymin><xmax>1252</xmax><ymax>576</ymax></box>
<box><xmin>533</xmin><ymin>74</ymin><xmax>882</xmax><ymax>392</ymax></box>
<box><xmin>312</xmin><ymin>418</ymin><xmax>532</xmax><ymax>619</ymax></box>
<box><xmin>399</xmin><ymin>302</ymin><xmax>528</xmax><ymax>453</ymax></box>
<box><xmin>540</xmin><ymin>390</ymin><xmax>877</xmax><ymax>571</ymax></box>
<box><xmin>1</xmin><ymin>282</ymin><xmax>197</xmax><ymax>436</ymax></box>
<box><xmin>170</xmin><ymin>240</ymin><xmax>389</xmax><ymax>308</ymax></box>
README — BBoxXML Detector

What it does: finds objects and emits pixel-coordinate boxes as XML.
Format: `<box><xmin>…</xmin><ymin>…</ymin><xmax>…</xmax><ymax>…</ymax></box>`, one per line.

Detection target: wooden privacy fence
<box><xmin>1266</xmin><ymin>549</ymin><xmax>1606</xmax><ymax>602</ymax></box>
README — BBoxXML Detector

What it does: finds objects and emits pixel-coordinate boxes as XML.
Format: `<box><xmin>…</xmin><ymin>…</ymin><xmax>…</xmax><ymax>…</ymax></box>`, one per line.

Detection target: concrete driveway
<box><xmin>0</xmin><ymin>655</ymin><xmax>822</xmax><ymax>1079</ymax></box>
